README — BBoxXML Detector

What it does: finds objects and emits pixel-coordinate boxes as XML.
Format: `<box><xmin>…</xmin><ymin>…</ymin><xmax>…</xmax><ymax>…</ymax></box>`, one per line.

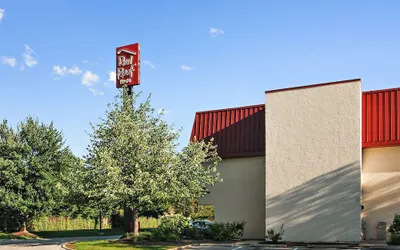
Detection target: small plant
<box><xmin>361</xmin><ymin>219</ymin><xmax>366</xmax><ymax>240</ymax></box>
<box><xmin>207</xmin><ymin>221</ymin><xmax>246</xmax><ymax>241</ymax></box>
<box><xmin>388</xmin><ymin>214</ymin><xmax>400</xmax><ymax>245</ymax></box>
<box><xmin>120</xmin><ymin>232</ymin><xmax>135</xmax><ymax>239</ymax></box>
<box><xmin>265</xmin><ymin>223</ymin><xmax>285</xmax><ymax>244</ymax></box>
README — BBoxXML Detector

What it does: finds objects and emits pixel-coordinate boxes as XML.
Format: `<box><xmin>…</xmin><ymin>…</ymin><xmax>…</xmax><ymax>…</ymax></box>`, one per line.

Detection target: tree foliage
<box><xmin>0</xmin><ymin>116</ymin><xmax>78</xmax><ymax>232</ymax></box>
<box><xmin>84</xmin><ymin>88</ymin><xmax>222</xmax><ymax>233</ymax></box>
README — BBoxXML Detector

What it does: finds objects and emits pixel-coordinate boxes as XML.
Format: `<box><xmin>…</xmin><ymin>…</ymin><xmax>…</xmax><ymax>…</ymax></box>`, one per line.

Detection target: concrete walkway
<box><xmin>0</xmin><ymin>235</ymin><xmax>120</xmax><ymax>249</ymax></box>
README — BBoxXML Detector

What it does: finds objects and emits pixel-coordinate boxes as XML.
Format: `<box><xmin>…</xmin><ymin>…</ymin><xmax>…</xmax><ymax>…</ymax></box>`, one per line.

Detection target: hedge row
<box><xmin>30</xmin><ymin>216</ymin><xmax>111</xmax><ymax>231</ymax></box>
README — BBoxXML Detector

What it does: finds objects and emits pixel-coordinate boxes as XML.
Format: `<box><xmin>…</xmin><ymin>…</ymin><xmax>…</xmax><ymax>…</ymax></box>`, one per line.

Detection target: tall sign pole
<box><xmin>116</xmin><ymin>43</ymin><xmax>141</xmax><ymax>234</ymax></box>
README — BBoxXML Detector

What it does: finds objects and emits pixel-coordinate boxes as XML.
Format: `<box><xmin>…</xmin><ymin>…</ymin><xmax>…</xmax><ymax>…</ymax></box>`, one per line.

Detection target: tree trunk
<box><xmin>123</xmin><ymin>205</ymin><xmax>132</xmax><ymax>233</ymax></box>
<box><xmin>123</xmin><ymin>206</ymin><xmax>139</xmax><ymax>235</ymax></box>
<box><xmin>132</xmin><ymin>208</ymin><xmax>139</xmax><ymax>236</ymax></box>
<box><xmin>99</xmin><ymin>209</ymin><xmax>103</xmax><ymax>232</ymax></box>
<box><xmin>94</xmin><ymin>217</ymin><xmax>98</xmax><ymax>230</ymax></box>
<box><xmin>21</xmin><ymin>221</ymin><xmax>27</xmax><ymax>232</ymax></box>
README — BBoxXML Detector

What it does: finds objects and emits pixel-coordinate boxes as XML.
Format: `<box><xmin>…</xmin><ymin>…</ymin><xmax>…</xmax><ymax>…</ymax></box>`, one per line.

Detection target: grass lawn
<box><xmin>74</xmin><ymin>240</ymin><xmax>173</xmax><ymax>250</ymax></box>
<box><xmin>33</xmin><ymin>228</ymin><xmax>123</xmax><ymax>238</ymax></box>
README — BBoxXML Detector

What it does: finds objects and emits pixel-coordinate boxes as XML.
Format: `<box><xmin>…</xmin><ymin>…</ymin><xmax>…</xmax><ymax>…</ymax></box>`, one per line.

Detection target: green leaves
<box><xmin>0</xmin><ymin>116</ymin><xmax>79</xmax><ymax>231</ymax></box>
<box><xmin>84</xmin><ymin>87</ymin><xmax>222</xmax><ymax>214</ymax></box>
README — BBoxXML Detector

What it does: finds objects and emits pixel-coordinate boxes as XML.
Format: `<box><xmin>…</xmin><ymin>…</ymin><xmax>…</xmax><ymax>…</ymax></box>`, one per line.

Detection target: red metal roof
<box><xmin>190</xmin><ymin>104</ymin><xmax>265</xmax><ymax>159</ymax></box>
<box><xmin>362</xmin><ymin>87</ymin><xmax>400</xmax><ymax>148</ymax></box>
<box><xmin>191</xmin><ymin>88</ymin><xmax>400</xmax><ymax>159</ymax></box>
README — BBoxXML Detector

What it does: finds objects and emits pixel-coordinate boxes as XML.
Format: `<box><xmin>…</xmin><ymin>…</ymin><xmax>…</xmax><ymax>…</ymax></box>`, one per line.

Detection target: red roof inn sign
<box><xmin>116</xmin><ymin>43</ymin><xmax>140</xmax><ymax>88</ymax></box>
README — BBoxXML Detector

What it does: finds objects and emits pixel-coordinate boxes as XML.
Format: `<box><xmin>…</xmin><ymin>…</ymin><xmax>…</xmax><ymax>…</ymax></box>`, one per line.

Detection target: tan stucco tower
<box><xmin>265</xmin><ymin>79</ymin><xmax>362</xmax><ymax>242</ymax></box>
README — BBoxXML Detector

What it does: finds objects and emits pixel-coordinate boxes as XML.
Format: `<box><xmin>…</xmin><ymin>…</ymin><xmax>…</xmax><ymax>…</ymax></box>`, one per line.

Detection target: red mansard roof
<box><xmin>190</xmin><ymin>87</ymin><xmax>400</xmax><ymax>159</ymax></box>
<box><xmin>190</xmin><ymin>104</ymin><xmax>265</xmax><ymax>159</ymax></box>
<box><xmin>362</xmin><ymin>87</ymin><xmax>400</xmax><ymax>148</ymax></box>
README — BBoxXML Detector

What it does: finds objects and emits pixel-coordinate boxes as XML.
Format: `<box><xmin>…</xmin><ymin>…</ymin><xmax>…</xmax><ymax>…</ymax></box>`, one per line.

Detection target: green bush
<box><xmin>207</xmin><ymin>221</ymin><xmax>246</xmax><ymax>241</ymax></box>
<box><xmin>149</xmin><ymin>214</ymin><xmax>193</xmax><ymax>241</ymax></box>
<box><xmin>132</xmin><ymin>231</ymin><xmax>155</xmax><ymax>243</ymax></box>
<box><xmin>158</xmin><ymin>214</ymin><xmax>192</xmax><ymax>236</ymax></box>
<box><xmin>120</xmin><ymin>232</ymin><xmax>135</xmax><ymax>240</ymax></box>
<box><xmin>388</xmin><ymin>234</ymin><xmax>400</xmax><ymax>245</ymax></box>
<box><xmin>124</xmin><ymin>217</ymin><xmax>247</xmax><ymax>242</ymax></box>
<box><xmin>189</xmin><ymin>205</ymin><xmax>215</xmax><ymax>220</ymax></box>
<box><xmin>265</xmin><ymin>223</ymin><xmax>285</xmax><ymax>243</ymax></box>
<box><xmin>388</xmin><ymin>214</ymin><xmax>400</xmax><ymax>245</ymax></box>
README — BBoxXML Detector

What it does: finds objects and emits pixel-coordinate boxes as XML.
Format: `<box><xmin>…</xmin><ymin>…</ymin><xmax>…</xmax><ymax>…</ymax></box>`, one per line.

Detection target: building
<box><xmin>190</xmin><ymin>78</ymin><xmax>400</xmax><ymax>242</ymax></box>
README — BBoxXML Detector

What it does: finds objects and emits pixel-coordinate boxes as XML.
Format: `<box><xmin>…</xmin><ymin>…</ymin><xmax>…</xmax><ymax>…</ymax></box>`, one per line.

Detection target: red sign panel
<box><xmin>116</xmin><ymin>43</ymin><xmax>140</xmax><ymax>88</ymax></box>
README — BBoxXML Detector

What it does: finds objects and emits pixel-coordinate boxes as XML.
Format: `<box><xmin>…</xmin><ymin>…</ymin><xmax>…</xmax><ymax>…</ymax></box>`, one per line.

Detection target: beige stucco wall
<box><xmin>362</xmin><ymin>146</ymin><xmax>400</xmax><ymax>240</ymax></box>
<box><xmin>265</xmin><ymin>80</ymin><xmax>362</xmax><ymax>242</ymax></box>
<box><xmin>199</xmin><ymin>156</ymin><xmax>265</xmax><ymax>239</ymax></box>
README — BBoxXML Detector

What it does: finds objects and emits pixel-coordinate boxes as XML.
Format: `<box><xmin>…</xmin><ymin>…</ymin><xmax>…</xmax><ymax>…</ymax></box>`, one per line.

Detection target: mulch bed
<box><xmin>12</xmin><ymin>231</ymin><xmax>39</xmax><ymax>238</ymax></box>
<box><xmin>65</xmin><ymin>242</ymin><xmax>76</xmax><ymax>249</ymax></box>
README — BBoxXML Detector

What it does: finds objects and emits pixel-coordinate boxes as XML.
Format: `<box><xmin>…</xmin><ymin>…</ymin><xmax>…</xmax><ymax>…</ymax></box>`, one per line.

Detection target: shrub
<box><xmin>158</xmin><ymin>214</ymin><xmax>192</xmax><ymax>236</ymax></box>
<box><xmin>388</xmin><ymin>214</ymin><xmax>400</xmax><ymax>245</ymax></box>
<box><xmin>152</xmin><ymin>214</ymin><xmax>192</xmax><ymax>241</ymax></box>
<box><xmin>132</xmin><ymin>231</ymin><xmax>156</xmax><ymax>243</ymax></box>
<box><xmin>120</xmin><ymin>232</ymin><xmax>135</xmax><ymax>240</ymax></box>
<box><xmin>388</xmin><ymin>234</ymin><xmax>400</xmax><ymax>245</ymax></box>
<box><xmin>207</xmin><ymin>221</ymin><xmax>246</xmax><ymax>241</ymax></box>
<box><xmin>190</xmin><ymin>205</ymin><xmax>215</xmax><ymax>220</ymax></box>
<box><xmin>265</xmin><ymin>223</ymin><xmax>285</xmax><ymax>244</ymax></box>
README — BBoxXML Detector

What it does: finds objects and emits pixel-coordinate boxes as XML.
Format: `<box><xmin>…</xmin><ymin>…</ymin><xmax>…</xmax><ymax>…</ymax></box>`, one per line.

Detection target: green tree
<box><xmin>0</xmin><ymin>120</ymin><xmax>26</xmax><ymax>232</ymax></box>
<box><xmin>85</xmin><ymin>88</ymin><xmax>222</xmax><ymax>235</ymax></box>
<box><xmin>52</xmin><ymin>157</ymin><xmax>98</xmax><ymax>219</ymax></box>
<box><xmin>0</xmin><ymin>116</ymin><xmax>78</xmax><ymax>232</ymax></box>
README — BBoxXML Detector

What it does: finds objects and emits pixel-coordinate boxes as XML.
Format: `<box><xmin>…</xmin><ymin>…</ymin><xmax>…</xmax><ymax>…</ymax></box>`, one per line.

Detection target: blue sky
<box><xmin>1</xmin><ymin>0</ymin><xmax>400</xmax><ymax>157</ymax></box>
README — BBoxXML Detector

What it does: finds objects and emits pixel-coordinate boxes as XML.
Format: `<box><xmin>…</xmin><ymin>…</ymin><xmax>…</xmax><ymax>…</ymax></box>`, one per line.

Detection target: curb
<box><xmin>61</xmin><ymin>241</ymin><xmax>76</xmax><ymax>250</ymax></box>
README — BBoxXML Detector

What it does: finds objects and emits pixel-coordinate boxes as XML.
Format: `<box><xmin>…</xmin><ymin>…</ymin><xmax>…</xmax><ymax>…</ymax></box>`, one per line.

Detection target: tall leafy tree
<box><xmin>85</xmin><ymin>88</ymin><xmax>222</xmax><ymax>235</ymax></box>
<box><xmin>0</xmin><ymin>116</ymin><xmax>78</xmax><ymax>232</ymax></box>
<box><xmin>0</xmin><ymin>120</ymin><xmax>26</xmax><ymax>232</ymax></box>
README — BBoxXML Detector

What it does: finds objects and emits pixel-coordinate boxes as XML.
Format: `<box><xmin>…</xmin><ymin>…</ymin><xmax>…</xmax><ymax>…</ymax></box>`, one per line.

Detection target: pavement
<box><xmin>0</xmin><ymin>235</ymin><xmax>120</xmax><ymax>250</ymax></box>
<box><xmin>0</xmin><ymin>238</ymin><xmax>396</xmax><ymax>250</ymax></box>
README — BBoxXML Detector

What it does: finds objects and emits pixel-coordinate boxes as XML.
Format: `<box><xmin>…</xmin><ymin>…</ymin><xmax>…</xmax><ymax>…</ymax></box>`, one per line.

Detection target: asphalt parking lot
<box><xmin>185</xmin><ymin>247</ymin><xmax>287</xmax><ymax>250</ymax></box>
<box><xmin>183</xmin><ymin>247</ymin><xmax>364</xmax><ymax>250</ymax></box>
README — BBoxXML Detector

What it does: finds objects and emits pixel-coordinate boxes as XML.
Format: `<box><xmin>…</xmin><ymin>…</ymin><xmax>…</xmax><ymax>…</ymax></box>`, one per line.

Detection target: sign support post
<box><xmin>116</xmin><ymin>43</ymin><xmax>141</xmax><ymax>234</ymax></box>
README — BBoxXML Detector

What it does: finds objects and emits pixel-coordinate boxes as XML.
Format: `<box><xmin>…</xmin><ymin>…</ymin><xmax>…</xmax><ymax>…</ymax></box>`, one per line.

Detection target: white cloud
<box><xmin>20</xmin><ymin>63</ymin><xmax>24</xmax><ymax>71</ymax></box>
<box><xmin>23</xmin><ymin>44</ymin><xmax>38</xmax><ymax>67</ymax></box>
<box><xmin>52</xmin><ymin>65</ymin><xmax>82</xmax><ymax>78</ymax></box>
<box><xmin>103</xmin><ymin>71</ymin><xmax>116</xmax><ymax>88</ymax></box>
<box><xmin>209</xmin><ymin>28</ymin><xmax>224</xmax><ymax>37</ymax></box>
<box><xmin>180</xmin><ymin>65</ymin><xmax>194</xmax><ymax>71</ymax></box>
<box><xmin>108</xmin><ymin>71</ymin><xmax>116</xmax><ymax>83</ymax></box>
<box><xmin>67</xmin><ymin>66</ymin><xmax>82</xmax><ymax>75</ymax></box>
<box><xmin>82</xmin><ymin>60</ymin><xmax>88</xmax><ymax>63</ymax></box>
<box><xmin>53</xmin><ymin>65</ymin><xmax>67</xmax><ymax>76</ymax></box>
<box><xmin>89</xmin><ymin>88</ymin><xmax>104</xmax><ymax>96</ymax></box>
<box><xmin>0</xmin><ymin>9</ymin><xmax>4</xmax><ymax>22</ymax></box>
<box><xmin>143</xmin><ymin>60</ymin><xmax>156</xmax><ymax>70</ymax></box>
<box><xmin>2</xmin><ymin>56</ymin><xmax>17</xmax><ymax>67</ymax></box>
<box><xmin>81</xmin><ymin>71</ymin><xmax>100</xmax><ymax>86</ymax></box>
